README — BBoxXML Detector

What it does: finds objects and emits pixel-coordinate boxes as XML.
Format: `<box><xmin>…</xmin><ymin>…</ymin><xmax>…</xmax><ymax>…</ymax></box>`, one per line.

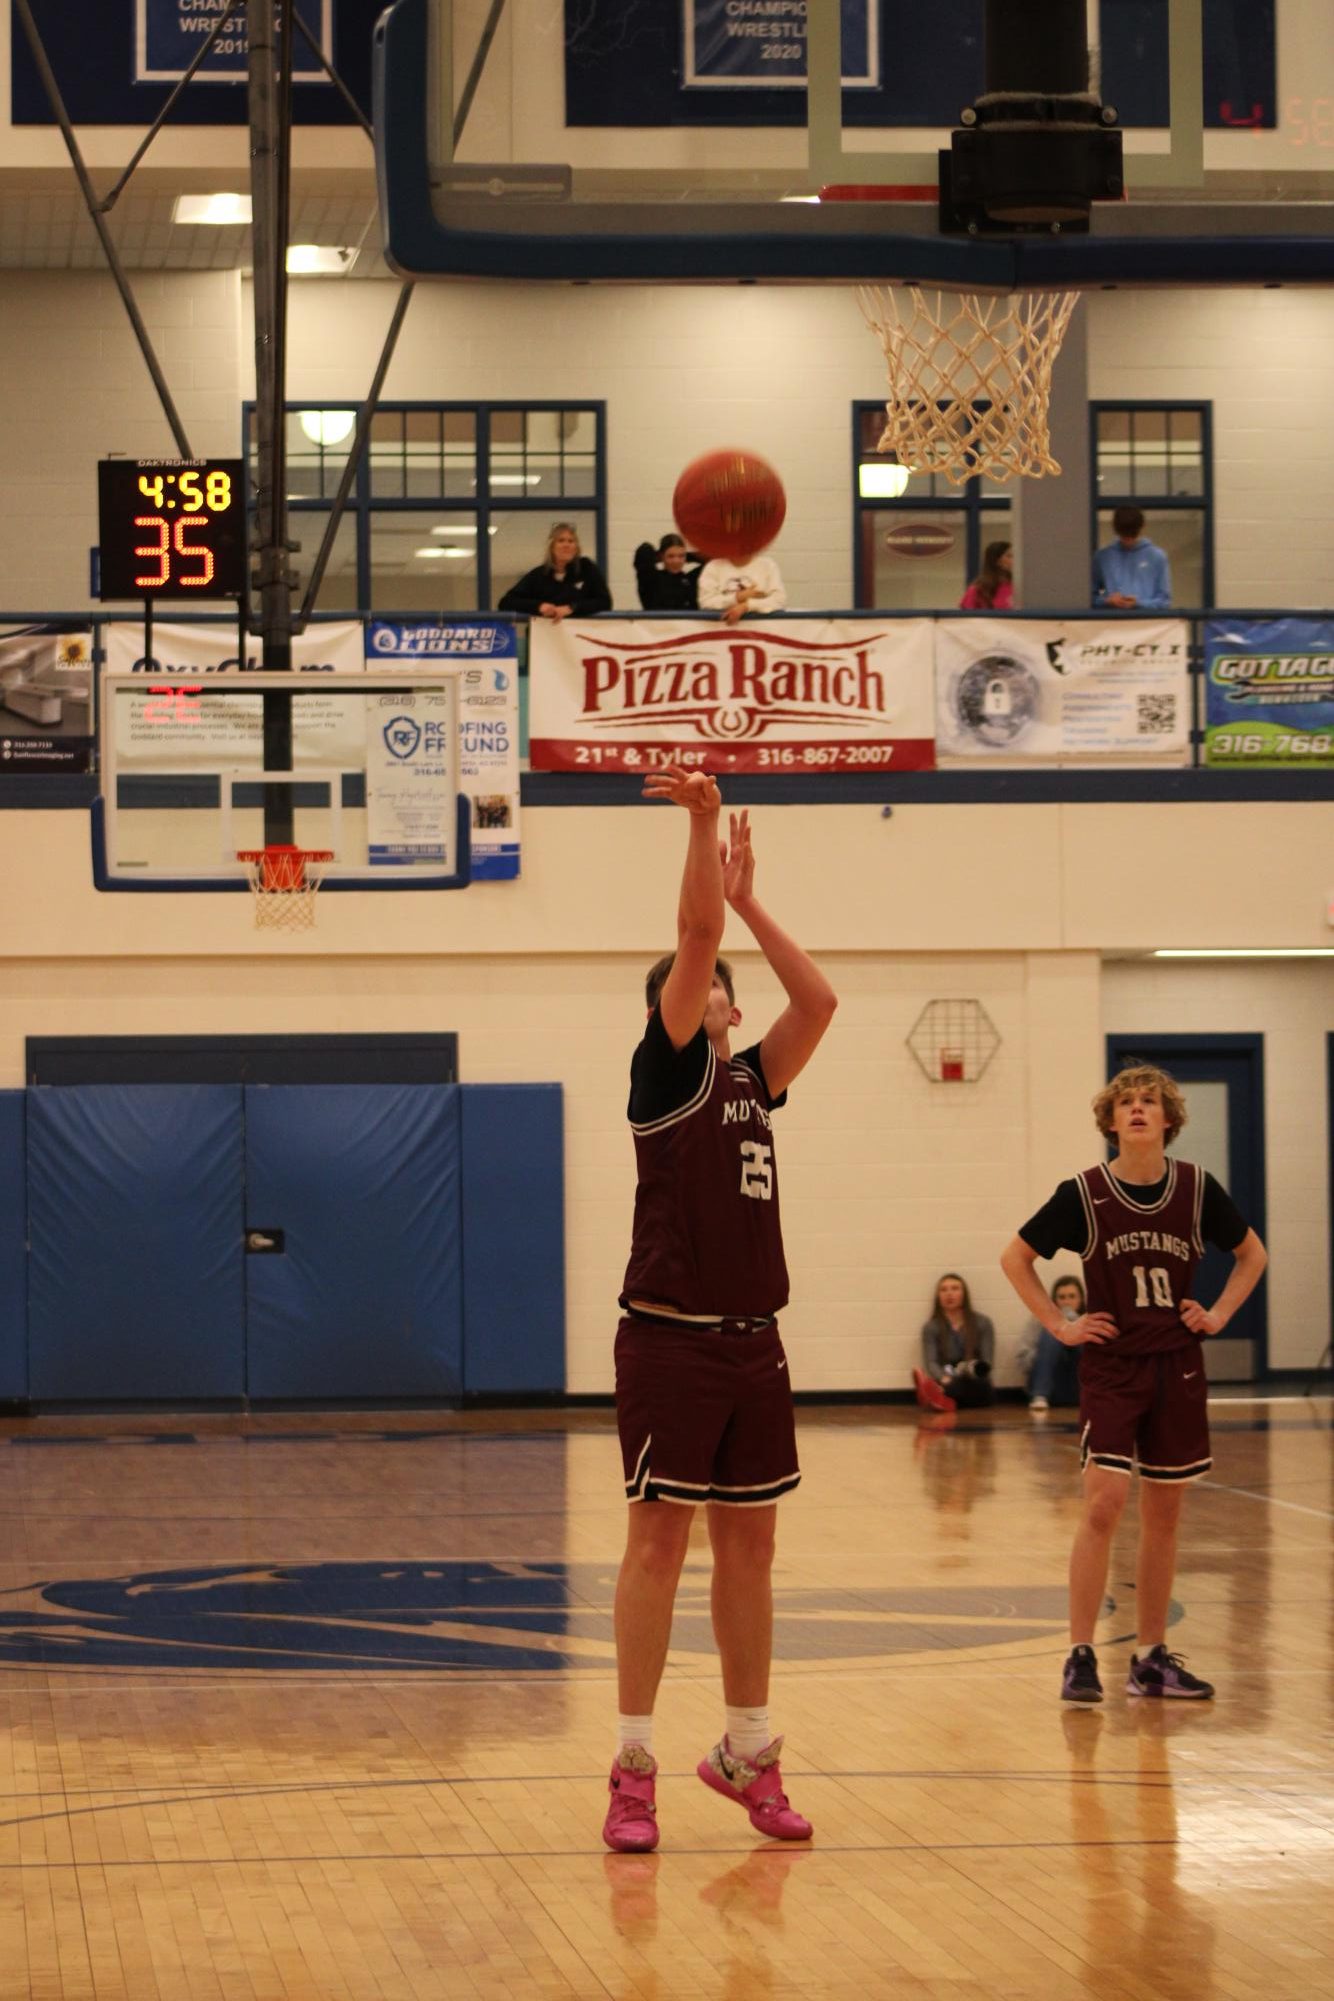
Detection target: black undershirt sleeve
<box><xmin>1201</xmin><ymin>1171</ymin><xmax>1249</xmax><ymax>1253</ymax></box>
<box><xmin>627</xmin><ymin>1004</ymin><xmax>711</xmax><ymax>1124</ymax></box>
<box><xmin>1018</xmin><ymin>1179</ymin><xmax>1087</xmax><ymax>1260</ymax></box>
<box><xmin>733</xmin><ymin>1042</ymin><xmax>788</xmax><ymax>1114</ymax></box>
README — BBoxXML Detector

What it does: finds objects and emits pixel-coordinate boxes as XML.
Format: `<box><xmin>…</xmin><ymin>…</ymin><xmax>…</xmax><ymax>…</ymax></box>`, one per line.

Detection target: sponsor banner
<box><xmin>934</xmin><ymin>619</ymin><xmax>1191</xmax><ymax>763</ymax></box>
<box><xmin>1203</xmin><ymin>617</ymin><xmax>1334</xmax><ymax>767</ymax></box>
<box><xmin>106</xmin><ymin>619</ymin><xmax>363</xmax><ymax>677</ymax></box>
<box><xmin>366</xmin><ymin>689</ymin><xmax>456</xmax><ymax>866</ymax></box>
<box><xmin>683</xmin><ymin>0</ymin><xmax>877</xmax><ymax>90</ymax></box>
<box><xmin>366</xmin><ymin>622</ymin><xmax>519</xmax><ymax>880</ymax></box>
<box><xmin>528</xmin><ymin>618</ymin><xmax>935</xmax><ymax>774</ymax></box>
<box><xmin>0</xmin><ymin>628</ymin><xmax>95</xmax><ymax>773</ymax></box>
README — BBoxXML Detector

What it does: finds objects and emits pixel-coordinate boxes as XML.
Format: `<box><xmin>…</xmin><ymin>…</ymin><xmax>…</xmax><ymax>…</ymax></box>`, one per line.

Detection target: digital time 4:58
<box><xmin>97</xmin><ymin>458</ymin><xmax>246</xmax><ymax>601</ymax></box>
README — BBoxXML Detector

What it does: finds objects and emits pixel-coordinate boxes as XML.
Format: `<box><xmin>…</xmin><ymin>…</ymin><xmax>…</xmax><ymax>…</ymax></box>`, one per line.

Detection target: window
<box><xmin>1091</xmin><ymin>403</ymin><xmax>1214</xmax><ymax>609</ymax></box>
<box><xmin>244</xmin><ymin>402</ymin><xmax>607</xmax><ymax>614</ymax></box>
<box><xmin>852</xmin><ymin>404</ymin><xmax>1012</xmax><ymax>611</ymax></box>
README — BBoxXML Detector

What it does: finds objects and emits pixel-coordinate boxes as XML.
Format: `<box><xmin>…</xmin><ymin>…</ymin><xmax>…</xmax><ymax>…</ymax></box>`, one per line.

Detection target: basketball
<box><xmin>672</xmin><ymin>449</ymin><xmax>786</xmax><ymax>563</ymax></box>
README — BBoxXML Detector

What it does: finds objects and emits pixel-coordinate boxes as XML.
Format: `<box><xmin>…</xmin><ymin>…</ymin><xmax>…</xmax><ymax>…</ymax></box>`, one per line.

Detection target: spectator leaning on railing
<box><xmin>498</xmin><ymin>521</ymin><xmax>612</xmax><ymax>621</ymax></box>
<box><xmin>1092</xmin><ymin>507</ymin><xmax>1172</xmax><ymax>611</ymax></box>
<box><xmin>697</xmin><ymin>553</ymin><xmax>787</xmax><ymax>625</ymax></box>
<box><xmin>634</xmin><ymin>533</ymin><xmax>702</xmax><ymax>612</ymax></box>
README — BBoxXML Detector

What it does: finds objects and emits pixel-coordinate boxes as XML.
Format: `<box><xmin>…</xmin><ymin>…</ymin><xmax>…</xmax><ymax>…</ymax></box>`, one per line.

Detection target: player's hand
<box><xmin>1055</xmin><ymin>1311</ymin><xmax>1119</xmax><ymax>1346</ymax></box>
<box><xmin>1180</xmin><ymin>1298</ymin><xmax>1223</xmax><ymax>1336</ymax></box>
<box><xmin>642</xmin><ymin>764</ymin><xmax>721</xmax><ymax>814</ymax></box>
<box><xmin>720</xmin><ymin>809</ymin><xmax>754</xmax><ymax>905</ymax></box>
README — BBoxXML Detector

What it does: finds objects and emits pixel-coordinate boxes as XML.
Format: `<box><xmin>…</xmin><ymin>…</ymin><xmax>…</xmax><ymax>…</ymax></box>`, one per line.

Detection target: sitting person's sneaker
<box><xmin>1061</xmin><ymin>1644</ymin><xmax>1103</xmax><ymax>1703</ymax></box>
<box><xmin>1126</xmin><ymin>1645</ymin><xmax>1215</xmax><ymax>1700</ymax></box>
<box><xmin>913</xmin><ymin>1368</ymin><xmax>956</xmax><ymax>1413</ymax></box>
<box><xmin>603</xmin><ymin>1744</ymin><xmax>660</xmax><ymax>1851</ymax></box>
<box><xmin>697</xmin><ymin>1737</ymin><xmax>813</xmax><ymax>1841</ymax></box>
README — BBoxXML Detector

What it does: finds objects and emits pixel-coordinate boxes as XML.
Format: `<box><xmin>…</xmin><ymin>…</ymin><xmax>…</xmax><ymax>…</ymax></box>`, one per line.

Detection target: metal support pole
<box><xmin>99</xmin><ymin>0</ymin><xmax>242</xmax><ymax>212</ymax></box>
<box><xmin>297</xmin><ymin>284</ymin><xmax>413</xmax><ymax>627</ymax></box>
<box><xmin>13</xmin><ymin>0</ymin><xmax>194</xmax><ymax>457</ymax></box>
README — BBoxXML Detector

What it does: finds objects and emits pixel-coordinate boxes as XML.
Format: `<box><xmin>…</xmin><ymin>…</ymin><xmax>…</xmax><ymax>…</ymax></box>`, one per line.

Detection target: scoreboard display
<box><xmin>97</xmin><ymin>458</ymin><xmax>246</xmax><ymax>601</ymax></box>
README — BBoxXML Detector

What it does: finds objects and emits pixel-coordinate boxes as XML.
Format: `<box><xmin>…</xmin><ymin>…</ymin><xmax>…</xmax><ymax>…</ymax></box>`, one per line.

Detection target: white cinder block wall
<box><xmin>6</xmin><ymin>272</ymin><xmax>1334</xmax><ymax>613</ymax></box>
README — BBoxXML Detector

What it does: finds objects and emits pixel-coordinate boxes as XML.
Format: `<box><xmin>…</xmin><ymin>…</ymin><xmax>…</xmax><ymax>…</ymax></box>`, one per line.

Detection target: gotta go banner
<box><xmin>1203</xmin><ymin>617</ymin><xmax>1334</xmax><ymax>767</ymax></box>
<box><xmin>528</xmin><ymin>618</ymin><xmax>935</xmax><ymax>773</ymax></box>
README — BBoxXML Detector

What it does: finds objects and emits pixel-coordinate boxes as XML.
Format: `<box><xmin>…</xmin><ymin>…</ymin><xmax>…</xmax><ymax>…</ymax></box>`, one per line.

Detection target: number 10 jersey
<box><xmin>1075</xmin><ymin>1159</ymin><xmax>1205</xmax><ymax>1355</ymax></box>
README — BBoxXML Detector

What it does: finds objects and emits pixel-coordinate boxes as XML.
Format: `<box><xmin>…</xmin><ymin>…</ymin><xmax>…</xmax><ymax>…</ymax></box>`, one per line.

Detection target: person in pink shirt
<box><xmin>959</xmin><ymin>540</ymin><xmax>1014</xmax><ymax>610</ymax></box>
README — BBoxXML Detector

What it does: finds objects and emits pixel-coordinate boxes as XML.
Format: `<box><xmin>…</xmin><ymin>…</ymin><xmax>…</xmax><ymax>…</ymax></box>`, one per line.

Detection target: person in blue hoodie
<box><xmin>1092</xmin><ymin>507</ymin><xmax>1172</xmax><ymax>611</ymax></box>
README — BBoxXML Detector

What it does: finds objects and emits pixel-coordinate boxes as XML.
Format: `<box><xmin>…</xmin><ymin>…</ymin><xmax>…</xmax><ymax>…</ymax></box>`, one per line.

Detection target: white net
<box><xmin>857</xmin><ymin>286</ymin><xmax>1081</xmax><ymax>485</ymax></box>
<box><xmin>239</xmin><ymin>849</ymin><xmax>330</xmax><ymax>931</ymax></box>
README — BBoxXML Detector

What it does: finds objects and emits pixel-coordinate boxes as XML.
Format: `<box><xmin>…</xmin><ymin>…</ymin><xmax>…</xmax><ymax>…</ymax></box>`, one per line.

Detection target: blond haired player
<box><xmin>1001</xmin><ymin>1067</ymin><xmax>1266</xmax><ymax>1702</ymax></box>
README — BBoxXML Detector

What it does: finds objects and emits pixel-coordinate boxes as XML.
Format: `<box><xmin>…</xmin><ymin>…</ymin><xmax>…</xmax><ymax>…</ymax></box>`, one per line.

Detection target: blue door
<box><xmin>27</xmin><ymin>1085</ymin><xmax>245</xmax><ymax>1399</ymax></box>
<box><xmin>1105</xmin><ymin>1034</ymin><xmax>1267</xmax><ymax>1379</ymax></box>
<box><xmin>243</xmin><ymin>1085</ymin><xmax>463</xmax><ymax>1398</ymax></box>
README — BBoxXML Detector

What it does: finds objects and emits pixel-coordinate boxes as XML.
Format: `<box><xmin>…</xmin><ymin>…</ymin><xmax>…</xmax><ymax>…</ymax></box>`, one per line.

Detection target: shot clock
<box><xmin>97</xmin><ymin>458</ymin><xmax>246</xmax><ymax>600</ymax></box>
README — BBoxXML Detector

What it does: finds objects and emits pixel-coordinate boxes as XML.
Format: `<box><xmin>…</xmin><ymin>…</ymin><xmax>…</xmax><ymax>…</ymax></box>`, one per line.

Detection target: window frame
<box><xmin>241</xmin><ymin>399</ymin><xmax>608</xmax><ymax>614</ymax></box>
<box><xmin>1089</xmin><ymin>399</ymin><xmax>1215</xmax><ymax>610</ymax></box>
<box><xmin>850</xmin><ymin>402</ymin><xmax>1011</xmax><ymax>610</ymax></box>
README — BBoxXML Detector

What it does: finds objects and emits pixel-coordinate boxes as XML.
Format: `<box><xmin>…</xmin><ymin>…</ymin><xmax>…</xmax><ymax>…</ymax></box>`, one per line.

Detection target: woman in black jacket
<box><xmin>633</xmin><ymin>532</ymin><xmax>701</xmax><ymax>611</ymax></box>
<box><xmin>497</xmin><ymin>522</ymin><xmax>611</xmax><ymax>620</ymax></box>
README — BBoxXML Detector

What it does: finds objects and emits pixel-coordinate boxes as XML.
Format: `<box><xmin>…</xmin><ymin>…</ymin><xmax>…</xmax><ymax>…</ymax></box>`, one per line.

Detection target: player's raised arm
<box><xmin>642</xmin><ymin>765</ymin><xmax>725</xmax><ymax>1050</ymax></box>
<box><xmin>719</xmin><ymin>810</ymin><xmax>837</xmax><ymax>1096</ymax></box>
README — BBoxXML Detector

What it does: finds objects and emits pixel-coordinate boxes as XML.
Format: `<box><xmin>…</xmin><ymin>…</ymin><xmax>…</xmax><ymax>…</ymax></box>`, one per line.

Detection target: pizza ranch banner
<box><xmin>528</xmin><ymin>618</ymin><xmax>935</xmax><ymax>773</ymax></box>
<box><xmin>934</xmin><ymin>618</ymin><xmax>1191</xmax><ymax>764</ymax></box>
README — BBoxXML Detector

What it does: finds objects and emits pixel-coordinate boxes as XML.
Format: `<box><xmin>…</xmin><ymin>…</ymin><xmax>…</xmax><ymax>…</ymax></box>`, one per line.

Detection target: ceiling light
<box><xmin>489</xmin><ymin>474</ymin><xmax>543</xmax><ymax>486</ymax></box>
<box><xmin>439</xmin><ymin>548</ymin><xmax>471</xmax><ymax>559</ymax></box>
<box><xmin>431</xmin><ymin>523</ymin><xmax>478</xmax><ymax>536</ymax></box>
<box><xmin>781</xmin><ymin>193</ymin><xmax>821</xmax><ymax>204</ymax></box>
<box><xmin>859</xmin><ymin>462</ymin><xmax>912</xmax><ymax>499</ymax></box>
<box><xmin>298</xmin><ymin>409</ymin><xmax>356</xmax><ymax>447</ymax></box>
<box><xmin>1152</xmin><ymin>948</ymin><xmax>1334</xmax><ymax>959</ymax></box>
<box><xmin>414</xmin><ymin>547</ymin><xmax>448</xmax><ymax>559</ymax></box>
<box><xmin>174</xmin><ymin>192</ymin><xmax>252</xmax><ymax>226</ymax></box>
<box><xmin>287</xmin><ymin>244</ymin><xmax>356</xmax><ymax>275</ymax></box>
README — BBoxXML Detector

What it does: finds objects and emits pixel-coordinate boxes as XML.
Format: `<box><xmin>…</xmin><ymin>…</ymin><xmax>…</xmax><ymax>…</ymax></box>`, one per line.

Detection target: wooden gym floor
<box><xmin>0</xmin><ymin>1398</ymin><xmax>1331</xmax><ymax>2000</ymax></box>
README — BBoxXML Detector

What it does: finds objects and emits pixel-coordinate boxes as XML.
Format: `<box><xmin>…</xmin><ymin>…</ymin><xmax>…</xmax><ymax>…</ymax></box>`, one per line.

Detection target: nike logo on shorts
<box><xmin>777</xmin><ymin>1358</ymin><xmax>787</xmax><ymax>1371</ymax></box>
<box><xmin>1183</xmin><ymin>1371</ymin><xmax>1197</xmax><ymax>1380</ymax></box>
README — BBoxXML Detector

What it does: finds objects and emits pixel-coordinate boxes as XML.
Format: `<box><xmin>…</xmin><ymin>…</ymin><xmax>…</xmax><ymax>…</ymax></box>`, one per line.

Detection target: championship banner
<box><xmin>683</xmin><ymin>0</ymin><xmax>878</xmax><ymax>90</ymax></box>
<box><xmin>934</xmin><ymin>619</ymin><xmax>1191</xmax><ymax>763</ymax></box>
<box><xmin>0</xmin><ymin>628</ymin><xmax>95</xmax><ymax>773</ymax></box>
<box><xmin>366</xmin><ymin>621</ymin><xmax>519</xmax><ymax>880</ymax></box>
<box><xmin>528</xmin><ymin>618</ymin><xmax>935</xmax><ymax>773</ymax></box>
<box><xmin>136</xmin><ymin>0</ymin><xmax>330</xmax><ymax>84</ymax></box>
<box><xmin>1203</xmin><ymin>618</ymin><xmax>1334</xmax><ymax>768</ymax></box>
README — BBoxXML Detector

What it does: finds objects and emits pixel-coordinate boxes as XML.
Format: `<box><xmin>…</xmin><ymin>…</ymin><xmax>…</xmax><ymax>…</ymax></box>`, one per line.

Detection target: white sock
<box><xmin>616</xmin><ymin>1713</ymin><xmax>655</xmax><ymax>1758</ymax></box>
<box><xmin>725</xmin><ymin>1705</ymin><xmax>771</xmax><ymax>1760</ymax></box>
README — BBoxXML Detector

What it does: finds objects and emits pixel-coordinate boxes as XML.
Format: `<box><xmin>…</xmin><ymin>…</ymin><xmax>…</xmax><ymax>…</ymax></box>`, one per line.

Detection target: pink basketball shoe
<box><xmin>696</xmin><ymin>1737</ymin><xmax>813</xmax><ymax>1841</ymax></box>
<box><xmin>603</xmin><ymin>1744</ymin><xmax>660</xmax><ymax>1852</ymax></box>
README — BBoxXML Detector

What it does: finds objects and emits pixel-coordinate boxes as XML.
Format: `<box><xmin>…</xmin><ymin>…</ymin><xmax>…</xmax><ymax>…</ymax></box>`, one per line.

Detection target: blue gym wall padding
<box><xmin>461</xmin><ymin>1085</ymin><xmax>565</xmax><ymax>1393</ymax></box>
<box><xmin>243</xmin><ymin>1084</ymin><xmax>464</xmax><ymax>1398</ymax></box>
<box><xmin>27</xmin><ymin>1086</ymin><xmax>246</xmax><ymax>1400</ymax></box>
<box><xmin>0</xmin><ymin>1093</ymin><xmax>26</xmax><ymax>1399</ymax></box>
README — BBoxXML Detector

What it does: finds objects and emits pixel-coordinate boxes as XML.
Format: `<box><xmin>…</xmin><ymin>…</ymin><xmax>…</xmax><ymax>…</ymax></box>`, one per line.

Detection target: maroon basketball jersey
<box><xmin>622</xmin><ymin>1033</ymin><xmax>789</xmax><ymax>1319</ymax></box>
<box><xmin>1075</xmin><ymin>1160</ymin><xmax>1205</xmax><ymax>1355</ymax></box>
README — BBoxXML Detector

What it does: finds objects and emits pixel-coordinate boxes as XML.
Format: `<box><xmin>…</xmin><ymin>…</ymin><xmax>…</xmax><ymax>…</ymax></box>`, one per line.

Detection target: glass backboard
<box><xmin>94</xmin><ymin>670</ymin><xmax>470</xmax><ymax>892</ymax></box>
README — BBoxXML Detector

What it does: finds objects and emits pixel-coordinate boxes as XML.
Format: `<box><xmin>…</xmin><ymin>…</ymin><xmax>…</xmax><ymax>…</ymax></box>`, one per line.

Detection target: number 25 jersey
<box><xmin>621</xmin><ymin>1006</ymin><xmax>789</xmax><ymax>1319</ymax></box>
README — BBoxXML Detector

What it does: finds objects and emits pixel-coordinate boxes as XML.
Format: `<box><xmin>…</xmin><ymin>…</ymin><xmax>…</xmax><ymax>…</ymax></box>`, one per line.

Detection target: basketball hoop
<box><xmin>237</xmin><ymin>846</ymin><xmax>333</xmax><ymax>931</ymax></box>
<box><xmin>857</xmin><ymin>285</ymin><xmax>1081</xmax><ymax>485</ymax></box>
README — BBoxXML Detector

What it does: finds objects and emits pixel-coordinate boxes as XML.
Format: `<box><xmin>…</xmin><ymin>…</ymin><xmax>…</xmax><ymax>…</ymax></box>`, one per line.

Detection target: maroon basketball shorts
<box><xmin>614</xmin><ymin>1316</ymin><xmax>800</xmax><ymax>1507</ymax></box>
<box><xmin>1078</xmin><ymin>1344</ymin><xmax>1212</xmax><ymax>1483</ymax></box>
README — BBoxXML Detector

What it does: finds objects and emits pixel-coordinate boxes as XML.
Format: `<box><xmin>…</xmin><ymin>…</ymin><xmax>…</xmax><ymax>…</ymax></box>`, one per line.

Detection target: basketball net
<box><xmin>857</xmin><ymin>286</ymin><xmax>1081</xmax><ymax>484</ymax></box>
<box><xmin>237</xmin><ymin>846</ymin><xmax>333</xmax><ymax>931</ymax></box>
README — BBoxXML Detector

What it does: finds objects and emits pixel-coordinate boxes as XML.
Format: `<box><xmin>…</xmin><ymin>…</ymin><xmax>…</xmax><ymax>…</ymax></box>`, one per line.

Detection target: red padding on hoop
<box><xmin>819</xmin><ymin>184</ymin><xmax>938</xmax><ymax>202</ymax></box>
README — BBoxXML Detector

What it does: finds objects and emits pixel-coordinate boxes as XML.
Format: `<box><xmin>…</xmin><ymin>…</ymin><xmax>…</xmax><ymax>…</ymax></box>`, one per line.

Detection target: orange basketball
<box><xmin>672</xmin><ymin>449</ymin><xmax>786</xmax><ymax>564</ymax></box>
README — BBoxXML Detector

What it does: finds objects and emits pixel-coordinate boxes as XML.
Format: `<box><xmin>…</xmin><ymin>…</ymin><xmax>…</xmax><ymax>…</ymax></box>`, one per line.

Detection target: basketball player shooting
<box><xmin>603</xmin><ymin>764</ymin><xmax>837</xmax><ymax>1853</ymax></box>
<box><xmin>1000</xmin><ymin>1068</ymin><xmax>1267</xmax><ymax>1703</ymax></box>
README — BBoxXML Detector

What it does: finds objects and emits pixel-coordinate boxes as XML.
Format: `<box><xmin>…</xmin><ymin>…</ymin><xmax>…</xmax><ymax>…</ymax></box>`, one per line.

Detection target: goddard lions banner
<box><xmin>935</xmin><ymin>619</ymin><xmax>1191</xmax><ymax>763</ymax></box>
<box><xmin>529</xmin><ymin>618</ymin><xmax>935</xmax><ymax>773</ymax></box>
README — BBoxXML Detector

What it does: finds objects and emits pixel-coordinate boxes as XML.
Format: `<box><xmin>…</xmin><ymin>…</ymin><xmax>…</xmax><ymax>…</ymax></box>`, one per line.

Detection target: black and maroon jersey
<box><xmin>1021</xmin><ymin>1158</ymin><xmax>1247</xmax><ymax>1356</ymax></box>
<box><xmin>621</xmin><ymin>1005</ymin><xmax>789</xmax><ymax>1319</ymax></box>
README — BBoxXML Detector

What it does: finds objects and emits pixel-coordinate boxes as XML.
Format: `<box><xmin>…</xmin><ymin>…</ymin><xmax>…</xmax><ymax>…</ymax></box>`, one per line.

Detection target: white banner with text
<box><xmin>528</xmin><ymin>617</ymin><xmax>936</xmax><ymax>773</ymax></box>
